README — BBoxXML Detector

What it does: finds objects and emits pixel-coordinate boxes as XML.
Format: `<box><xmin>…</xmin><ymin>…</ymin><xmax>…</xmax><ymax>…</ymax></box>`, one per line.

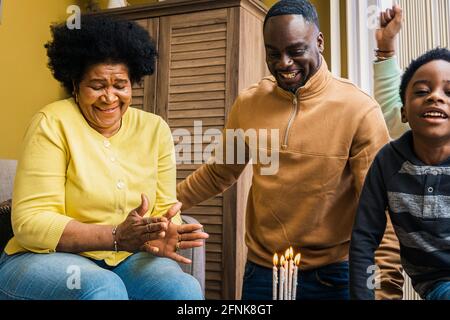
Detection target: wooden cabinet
<box><xmin>108</xmin><ymin>0</ymin><xmax>268</xmax><ymax>299</ymax></box>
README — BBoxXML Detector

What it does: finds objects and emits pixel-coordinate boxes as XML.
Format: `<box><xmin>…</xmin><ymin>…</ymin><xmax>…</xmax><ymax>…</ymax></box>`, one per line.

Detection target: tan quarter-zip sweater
<box><xmin>177</xmin><ymin>59</ymin><xmax>403</xmax><ymax>298</ymax></box>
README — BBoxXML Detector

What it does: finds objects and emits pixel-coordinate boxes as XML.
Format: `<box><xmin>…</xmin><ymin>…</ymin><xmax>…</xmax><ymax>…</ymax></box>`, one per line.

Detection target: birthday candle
<box><xmin>284</xmin><ymin>249</ymin><xmax>289</xmax><ymax>300</ymax></box>
<box><xmin>279</xmin><ymin>255</ymin><xmax>285</xmax><ymax>300</ymax></box>
<box><xmin>292</xmin><ymin>253</ymin><xmax>301</xmax><ymax>300</ymax></box>
<box><xmin>273</xmin><ymin>254</ymin><xmax>278</xmax><ymax>300</ymax></box>
<box><xmin>288</xmin><ymin>247</ymin><xmax>294</xmax><ymax>300</ymax></box>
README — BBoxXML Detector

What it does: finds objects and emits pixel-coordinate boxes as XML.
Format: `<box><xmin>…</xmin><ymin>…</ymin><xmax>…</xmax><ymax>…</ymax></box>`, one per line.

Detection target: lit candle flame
<box><xmin>280</xmin><ymin>255</ymin><xmax>286</xmax><ymax>266</ymax></box>
<box><xmin>289</xmin><ymin>247</ymin><xmax>294</xmax><ymax>259</ymax></box>
<box><xmin>273</xmin><ymin>253</ymin><xmax>279</xmax><ymax>267</ymax></box>
<box><xmin>284</xmin><ymin>249</ymin><xmax>290</xmax><ymax>261</ymax></box>
<box><xmin>294</xmin><ymin>253</ymin><xmax>301</xmax><ymax>266</ymax></box>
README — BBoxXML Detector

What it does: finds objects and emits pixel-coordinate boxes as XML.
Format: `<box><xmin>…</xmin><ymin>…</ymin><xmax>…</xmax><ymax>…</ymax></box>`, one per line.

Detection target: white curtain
<box><xmin>346</xmin><ymin>0</ymin><xmax>378</xmax><ymax>94</ymax></box>
<box><xmin>398</xmin><ymin>0</ymin><xmax>450</xmax><ymax>68</ymax></box>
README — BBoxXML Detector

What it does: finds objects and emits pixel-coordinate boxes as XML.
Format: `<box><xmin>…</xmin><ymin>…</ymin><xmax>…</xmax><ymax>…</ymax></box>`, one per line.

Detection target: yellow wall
<box><xmin>0</xmin><ymin>0</ymin><xmax>77</xmax><ymax>159</ymax></box>
<box><xmin>127</xmin><ymin>0</ymin><xmax>158</xmax><ymax>5</ymax></box>
<box><xmin>263</xmin><ymin>0</ymin><xmax>278</xmax><ymax>6</ymax></box>
<box><xmin>97</xmin><ymin>0</ymin><xmax>157</xmax><ymax>10</ymax></box>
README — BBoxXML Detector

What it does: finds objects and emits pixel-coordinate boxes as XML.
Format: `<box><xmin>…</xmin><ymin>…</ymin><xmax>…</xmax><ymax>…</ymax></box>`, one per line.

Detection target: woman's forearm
<box><xmin>56</xmin><ymin>220</ymin><xmax>114</xmax><ymax>253</ymax></box>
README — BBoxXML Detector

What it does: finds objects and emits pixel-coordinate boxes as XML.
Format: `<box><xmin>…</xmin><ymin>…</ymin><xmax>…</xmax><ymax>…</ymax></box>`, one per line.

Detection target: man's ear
<box><xmin>401</xmin><ymin>107</ymin><xmax>408</xmax><ymax>123</ymax></box>
<box><xmin>317</xmin><ymin>32</ymin><xmax>324</xmax><ymax>53</ymax></box>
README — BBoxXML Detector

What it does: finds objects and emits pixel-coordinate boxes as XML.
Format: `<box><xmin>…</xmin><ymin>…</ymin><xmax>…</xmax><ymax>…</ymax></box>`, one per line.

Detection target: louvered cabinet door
<box><xmin>156</xmin><ymin>9</ymin><xmax>231</xmax><ymax>300</ymax></box>
<box><xmin>131</xmin><ymin>18</ymin><xmax>159</xmax><ymax>113</ymax></box>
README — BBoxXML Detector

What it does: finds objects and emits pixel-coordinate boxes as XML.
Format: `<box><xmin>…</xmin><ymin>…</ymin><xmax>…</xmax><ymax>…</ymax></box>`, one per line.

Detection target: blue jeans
<box><xmin>242</xmin><ymin>260</ymin><xmax>349</xmax><ymax>300</ymax></box>
<box><xmin>0</xmin><ymin>251</ymin><xmax>203</xmax><ymax>300</ymax></box>
<box><xmin>425</xmin><ymin>281</ymin><xmax>450</xmax><ymax>300</ymax></box>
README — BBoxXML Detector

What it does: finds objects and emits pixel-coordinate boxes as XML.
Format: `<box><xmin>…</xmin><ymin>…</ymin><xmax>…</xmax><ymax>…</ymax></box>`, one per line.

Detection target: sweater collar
<box><xmin>274</xmin><ymin>55</ymin><xmax>332</xmax><ymax>100</ymax></box>
<box><xmin>391</xmin><ymin>131</ymin><xmax>450</xmax><ymax>166</ymax></box>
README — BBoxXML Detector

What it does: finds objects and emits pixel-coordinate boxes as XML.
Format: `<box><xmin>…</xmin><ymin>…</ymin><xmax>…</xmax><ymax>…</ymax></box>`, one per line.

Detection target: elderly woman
<box><xmin>0</xmin><ymin>15</ymin><xmax>208</xmax><ymax>300</ymax></box>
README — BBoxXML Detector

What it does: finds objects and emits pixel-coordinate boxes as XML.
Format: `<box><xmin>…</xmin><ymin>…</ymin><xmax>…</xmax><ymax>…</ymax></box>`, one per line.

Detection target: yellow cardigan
<box><xmin>6</xmin><ymin>98</ymin><xmax>181</xmax><ymax>266</ymax></box>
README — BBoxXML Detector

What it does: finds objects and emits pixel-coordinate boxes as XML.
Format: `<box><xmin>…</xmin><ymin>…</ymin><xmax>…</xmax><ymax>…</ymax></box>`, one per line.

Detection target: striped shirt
<box><xmin>350</xmin><ymin>131</ymin><xmax>450</xmax><ymax>299</ymax></box>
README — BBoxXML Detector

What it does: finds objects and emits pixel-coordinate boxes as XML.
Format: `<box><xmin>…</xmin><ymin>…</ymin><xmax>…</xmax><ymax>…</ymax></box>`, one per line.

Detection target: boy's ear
<box><xmin>401</xmin><ymin>107</ymin><xmax>408</xmax><ymax>123</ymax></box>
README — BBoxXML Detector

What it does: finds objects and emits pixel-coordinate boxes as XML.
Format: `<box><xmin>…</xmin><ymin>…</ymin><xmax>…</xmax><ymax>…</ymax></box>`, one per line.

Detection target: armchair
<box><xmin>0</xmin><ymin>159</ymin><xmax>205</xmax><ymax>294</ymax></box>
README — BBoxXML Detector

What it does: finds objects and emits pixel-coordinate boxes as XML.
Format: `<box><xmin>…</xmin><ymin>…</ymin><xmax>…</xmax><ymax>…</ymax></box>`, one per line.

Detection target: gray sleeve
<box><xmin>349</xmin><ymin>153</ymin><xmax>389</xmax><ymax>300</ymax></box>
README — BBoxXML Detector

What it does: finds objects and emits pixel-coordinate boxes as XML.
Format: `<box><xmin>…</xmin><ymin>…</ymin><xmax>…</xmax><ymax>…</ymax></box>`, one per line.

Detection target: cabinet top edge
<box><xmin>99</xmin><ymin>0</ymin><xmax>268</xmax><ymax>19</ymax></box>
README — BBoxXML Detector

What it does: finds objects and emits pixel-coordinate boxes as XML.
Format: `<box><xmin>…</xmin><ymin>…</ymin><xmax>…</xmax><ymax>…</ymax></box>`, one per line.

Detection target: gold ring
<box><xmin>146</xmin><ymin>223</ymin><xmax>151</xmax><ymax>232</ymax></box>
<box><xmin>175</xmin><ymin>242</ymin><xmax>180</xmax><ymax>252</ymax></box>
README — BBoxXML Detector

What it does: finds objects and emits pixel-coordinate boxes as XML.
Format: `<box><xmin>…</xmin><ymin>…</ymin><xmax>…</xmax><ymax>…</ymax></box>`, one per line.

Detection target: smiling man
<box><xmin>177</xmin><ymin>0</ymin><xmax>404</xmax><ymax>300</ymax></box>
<box><xmin>264</xmin><ymin>3</ymin><xmax>323</xmax><ymax>93</ymax></box>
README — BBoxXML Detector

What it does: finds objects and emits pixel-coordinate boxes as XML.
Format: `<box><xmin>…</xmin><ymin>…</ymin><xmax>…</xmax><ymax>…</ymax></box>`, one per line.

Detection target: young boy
<box><xmin>350</xmin><ymin>48</ymin><xmax>450</xmax><ymax>300</ymax></box>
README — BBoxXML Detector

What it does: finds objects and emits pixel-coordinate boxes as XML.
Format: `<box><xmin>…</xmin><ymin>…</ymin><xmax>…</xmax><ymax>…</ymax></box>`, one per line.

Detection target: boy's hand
<box><xmin>376</xmin><ymin>4</ymin><xmax>403</xmax><ymax>52</ymax></box>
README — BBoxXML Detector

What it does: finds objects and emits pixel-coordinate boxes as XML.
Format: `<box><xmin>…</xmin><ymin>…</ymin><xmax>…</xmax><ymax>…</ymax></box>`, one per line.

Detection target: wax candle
<box><xmin>273</xmin><ymin>254</ymin><xmax>278</xmax><ymax>300</ymax></box>
<box><xmin>288</xmin><ymin>247</ymin><xmax>294</xmax><ymax>300</ymax></box>
<box><xmin>279</xmin><ymin>255</ymin><xmax>285</xmax><ymax>300</ymax></box>
<box><xmin>292</xmin><ymin>253</ymin><xmax>301</xmax><ymax>300</ymax></box>
<box><xmin>284</xmin><ymin>249</ymin><xmax>289</xmax><ymax>300</ymax></box>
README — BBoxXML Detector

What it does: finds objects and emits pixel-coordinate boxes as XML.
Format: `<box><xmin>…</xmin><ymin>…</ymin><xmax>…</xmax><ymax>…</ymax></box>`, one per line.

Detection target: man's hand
<box><xmin>376</xmin><ymin>4</ymin><xmax>403</xmax><ymax>52</ymax></box>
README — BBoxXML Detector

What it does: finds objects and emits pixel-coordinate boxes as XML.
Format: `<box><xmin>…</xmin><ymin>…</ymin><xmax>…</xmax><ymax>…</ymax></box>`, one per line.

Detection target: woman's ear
<box><xmin>72</xmin><ymin>81</ymin><xmax>78</xmax><ymax>94</ymax></box>
<box><xmin>72</xmin><ymin>81</ymin><xmax>79</xmax><ymax>103</ymax></box>
<box><xmin>401</xmin><ymin>107</ymin><xmax>408</xmax><ymax>123</ymax></box>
